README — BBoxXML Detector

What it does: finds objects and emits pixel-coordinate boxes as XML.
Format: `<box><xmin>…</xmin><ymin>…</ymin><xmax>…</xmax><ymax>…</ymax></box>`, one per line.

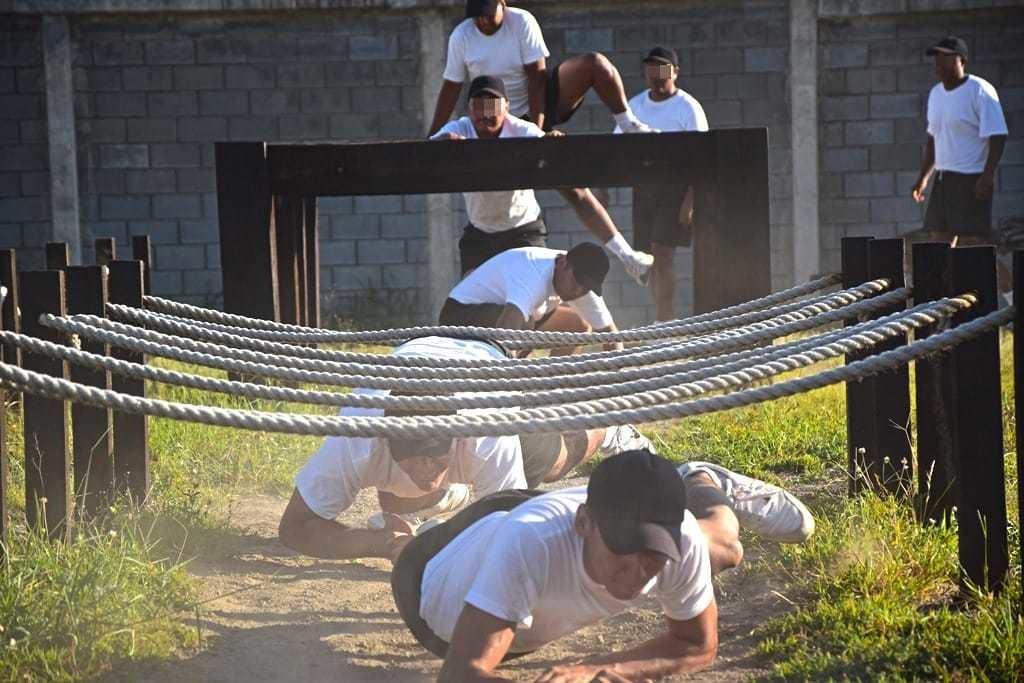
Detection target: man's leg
<box><xmin>652</xmin><ymin>242</ymin><xmax>676</xmax><ymax>322</ymax></box>
<box><xmin>552</xmin><ymin>53</ymin><xmax>650</xmax><ymax>133</ymax></box>
<box><xmin>535</xmin><ymin>304</ymin><xmax>590</xmax><ymax>356</ymax></box>
<box><xmin>685</xmin><ymin>472</ymin><xmax>745</xmax><ymax>575</ymax></box>
<box><xmin>557</xmin><ymin>187</ymin><xmax>654</xmax><ymax>286</ymax></box>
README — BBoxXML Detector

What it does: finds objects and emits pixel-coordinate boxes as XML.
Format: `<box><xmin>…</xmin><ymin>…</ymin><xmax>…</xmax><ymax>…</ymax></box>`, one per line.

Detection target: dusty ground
<box><xmin>106</xmin><ymin>481</ymin><xmax>797</xmax><ymax>682</ymax></box>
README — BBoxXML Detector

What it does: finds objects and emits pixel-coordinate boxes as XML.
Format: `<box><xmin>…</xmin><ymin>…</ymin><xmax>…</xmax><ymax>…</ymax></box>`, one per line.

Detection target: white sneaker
<box><xmin>601</xmin><ymin>424</ymin><xmax>656</xmax><ymax>457</ymax></box>
<box><xmin>621</xmin><ymin>250</ymin><xmax>654</xmax><ymax>287</ymax></box>
<box><xmin>677</xmin><ymin>461</ymin><xmax>815</xmax><ymax>543</ymax></box>
<box><xmin>367</xmin><ymin>483</ymin><xmax>471</xmax><ymax>534</ymax></box>
<box><xmin>618</xmin><ymin>118</ymin><xmax>659</xmax><ymax>134</ymax></box>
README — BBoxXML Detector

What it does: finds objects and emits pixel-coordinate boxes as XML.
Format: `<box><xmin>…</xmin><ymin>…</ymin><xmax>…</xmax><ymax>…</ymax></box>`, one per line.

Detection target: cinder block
<box><xmin>870</xmin><ymin>143</ymin><xmax>924</xmax><ymax>171</ymax></box>
<box><xmin>202</xmin><ymin>192</ymin><xmax>217</xmax><ymax>218</ymax></box>
<box><xmin>381</xmin><ymin>264</ymin><xmax>420</xmax><ymax>289</ymax></box>
<box><xmin>406</xmin><ymin>239</ymin><xmax>427</xmax><ymax>264</ymax></box>
<box><xmin>95</xmin><ymin>92</ymin><xmax>147</xmax><ymax>117</ymax></box>
<box><xmin>319</xmin><ymin>196</ymin><xmax>353</xmax><ymax>214</ymax></box>
<box><xmin>821</xmin><ymin>198</ymin><xmax>870</xmax><ymax>224</ymax></box>
<box><xmin>702</xmin><ymin>99</ymin><xmax>742</xmax><ymax>126</ymax></box>
<box><xmin>403</xmin><ymin>194</ymin><xmax>426</xmax><ymax>213</ymax></box>
<box><xmin>1001</xmin><ymin>165</ymin><xmax>1024</xmax><ymax>192</ymax></box>
<box><xmin>180</xmin><ymin>218</ymin><xmax>218</xmax><ymax>243</ymax></box>
<box><xmin>844</xmin><ymin>171</ymin><xmax>894</xmax><ymax>197</ymax></box>
<box><xmin>821</xmin><ymin>95</ymin><xmax>867</xmax><ymax>121</ymax></box>
<box><xmin>351</xmin><ymin>87</ymin><xmax>401</xmax><ymax>113</ymax></box>
<box><xmin>0</xmin><ymin>120</ymin><xmax>15</xmax><ymax>142</ymax></box>
<box><xmin>297</xmin><ymin>35</ymin><xmax>351</xmax><ymax>63</ymax></box>
<box><xmin>0</xmin><ymin>144</ymin><xmax>46</xmax><ymax>172</ymax></box>
<box><xmin>0</xmin><ymin>172</ymin><xmax>19</xmax><ymax>196</ymax></box>
<box><xmin>150</xmin><ymin>142</ymin><xmax>201</xmax><ymax>168</ymax></box>
<box><xmin>300</xmin><ymin>88</ymin><xmax>350</xmax><ymax>114</ymax></box>
<box><xmin>870</xmin><ymin>197</ymin><xmax>925</xmax><ymax>223</ymax></box>
<box><xmin>326</xmin><ymin>61</ymin><xmax>376</xmax><ymax>87</ymax></box>
<box><xmin>717</xmin><ymin>73</ymin><xmax>783</xmax><ymax>100</ymax></box>
<box><xmin>183</xmin><ymin>269</ymin><xmax>221</xmax><ymax>294</ymax></box>
<box><xmin>870</xmin><ymin>93</ymin><xmax>921</xmax><ymax>119</ymax></box>
<box><xmin>822</xmin><ymin>122</ymin><xmax>844</xmax><ymax>147</ymax></box>
<box><xmin>155</xmin><ymin>245</ymin><xmax>205</xmax><ymax>270</ymax></box>
<box><xmin>78</xmin><ymin>118</ymin><xmax>127</xmax><ymax>144</ymax></box>
<box><xmin>357</xmin><ymin>239</ymin><xmax>405</xmax><ymax>264</ymax></box>
<box><xmin>93</xmin><ymin>41</ymin><xmax>144</xmax><ymax>66</ymax></box>
<box><xmin>744</xmin><ymin>47</ymin><xmax>786</xmax><ymax>72</ymax></box>
<box><xmin>149</xmin><ymin>269</ymin><xmax>183</xmax><ymax>296</ymax></box>
<box><xmin>99</xmin><ymin>144</ymin><xmax>149</xmax><ymax>169</ymax></box>
<box><xmin>379</xmin><ymin>114</ymin><xmax>421</xmax><ymax>139</ymax></box>
<box><xmin>329</xmin><ymin>113</ymin><xmax>379</xmax><ymax>140</ymax></box>
<box><xmin>350</xmin><ymin>36</ymin><xmax>398</xmax><ymax>61</ymax></box>
<box><xmin>125</xmin><ymin>168</ymin><xmax>175</xmax><ymax>194</ymax></box>
<box><xmin>148</xmin><ymin>91</ymin><xmax>198</xmax><ymax>116</ymax></box>
<box><xmin>332</xmin><ymin>264</ymin><xmax>381</xmax><ymax>290</ymax></box>
<box><xmin>280</xmin><ymin>114</ymin><xmax>328</xmax><ymax>140</ymax></box>
<box><xmin>845</xmin><ymin>120</ymin><xmax>894</xmax><ymax>146</ymax></box>
<box><xmin>354</xmin><ymin>195</ymin><xmax>403</xmax><ymax>214</ymax></box>
<box><xmin>80</xmin><ymin>168</ymin><xmax>123</xmax><ymax>194</ymax></box>
<box><xmin>82</xmin><ymin>221</ymin><xmax>127</xmax><ymax>245</ymax></box>
<box><xmin>824</xmin><ymin>148</ymin><xmax>869</xmax><ymax>173</ymax></box>
<box><xmin>330</xmin><ymin>213</ymin><xmax>380</xmax><ymax>239</ymax></box>
<box><xmin>126</xmin><ymin>117</ymin><xmax>176</xmax><ymax>142</ymax></box>
<box><xmin>130</xmin><ymin>220</ymin><xmax>178</xmax><ymax>244</ymax></box>
<box><xmin>249</xmin><ymin>89</ymin><xmax>301</xmax><ymax>115</ymax></box>
<box><xmin>820</xmin><ymin>68</ymin><xmax>846</xmax><ymax>96</ymax></box>
<box><xmin>824</xmin><ymin>44</ymin><xmax>868</xmax><ymax>68</ymax></box>
<box><xmin>74</xmin><ymin>92</ymin><xmax>94</xmax><ymax>118</ymax></box>
<box><xmin>897</xmin><ymin>64</ymin><xmax>934</xmax><ymax>92</ymax></box>
<box><xmin>743</xmin><ymin>97</ymin><xmax>788</xmax><ymax>125</ymax></box>
<box><xmin>145</xmin><ymin>40</ymin><xmax>195</xmax><ymax>65</ymax></box>
<box><xmin>376</xmin><ymin>61</ymin><xmax>418</xmax><ymax>86</ymax></box>
<box><xmin>381</xmin><ymin>214</ymin><xmax>426</xmax><ymax>239</ymax></box>
<box><xmin>225</xmin><ymin>63</ymin><xmax>275</xmax><ymax>89</ymax></box>
<box><xmin>565</xmin><ymin>28</ymin><xmax>614</xmax><ymax>53</ymax></box>
<box><xmin>870</xmin><ymin>40</ymin><xmax>926</xmax><ymax>67</ymax></box>
<box><xmin>278</xmin><ymin>63</ymin><xmax>325</xmax><ymax>88</ymax></box>
<box><xmin>173</xmin><ymin>65</ymin><xmax>224</xmax><ymax>90</ymax></box>
<box><xmin>715</xmin><ymin>17</ymin><xmax>788</xmax><ymax>47</ymax></box>
<box><xmin>0</xmin><ymin>196</ymin><xmax>48</xmax><ymax>222</ymax></box>
<box><xmin>18</xmin><ymin>120</ymin><xmax>44</xmax><ymax>142</ymax></box>
<box><xmin>847</xmin><ymin>68</ymin><xmax>896</xmax><ymax>94</ymax></box>
<box><xmin>206</xmin><ymin>243</ymin><xmax>221</xmax><ymax>269</ymax></box>
<box><xmin>893</xmin><ymin>118</ymin><xmax>926</xmax><ymax>144</ymax></box>
<box><xmin>176</xmin><ymin>167</ymin><xmax>215</xmax><ymax>193</ymax></box>
<box><xmin>320</xmin><ymin>239</ymin><xmax>356</xmax><ymax>265</ymax></box>
<box><xmin>100</xmin><ymin>195</ymin><xmax>150</xmax><ymax>220</ymax></box>
<box><xmin>73</xmin><ymin>66</ymin><xmax>120</xmax><ymax>92</ymax></box>
<box><xmin>0</xmin><ymin>68</ymin><xmax>13</xmax><ymax>93</ymax></box>
<box><xmin>196</xmin><ymin>36</ymin><xmax>249</xmax><ymax>64</ymax></box>
<box><xmin>199</xmin><ymin>90</ymin><xmax>248</xmax><ymax>116</ymax></box>
<box><xmin>228</xmin><ymin>116</ymin><xmax>278</xmax><ymax>140</ymax></box>
<box><xmin>177</xmin><ymin>116</ymin><xmax>228</xmax><ymax>142</ymax></box>
<box><xmin>693</xmin><ymin>48</ymin><xmax>743</xmax><ymax>75</ymax></box>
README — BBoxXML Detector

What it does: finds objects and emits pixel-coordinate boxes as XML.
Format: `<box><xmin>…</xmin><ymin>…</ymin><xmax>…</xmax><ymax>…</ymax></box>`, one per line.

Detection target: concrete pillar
<box><xmin>42</xmin><ymin>14</ymin><xmax>81</xmax><ymax>265</ymax></box>
<box><xmin>790</xmin><ymin>0</ymin><xmax>819</xmax><ymax>284</ymax></box>
<box><xmin>418</xmin><ymin>9</ymin><xmax>458</xmax><ymax>320</ymax></box>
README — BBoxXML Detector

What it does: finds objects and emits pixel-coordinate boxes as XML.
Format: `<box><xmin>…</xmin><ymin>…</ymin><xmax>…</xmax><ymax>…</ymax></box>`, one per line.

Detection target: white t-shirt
<box><xmin>294</xmin><ymin>337</ymin><xmax>526</xmax><ymax>520</ymax></box>
<box><xmin>614</xmin><ymin>89</ymin><xmax>709</xmax><ymax>134</ymax></box>
<box><xmin>431</xmin><ymin>114</ymin><xmax>545</xmax><ymax>232</ymax></box>
<box><xmin>927</xmin><ymin>75</ymin><xmax>1009</xmax><ymax>174</ymax></box>
<box><xmin>442</xmin><ymin>7</ymin><xmax>549</xmax><ymax>117</ymax></box>
<box><xmin>447</xmin><ymin>247</ymin><xmax>615</xmax><ymax>330</ymax></box>
<box><xmin>420</xmin><ymin>487</ymin><xmax>714</xmax><ymax>653</ymax></box>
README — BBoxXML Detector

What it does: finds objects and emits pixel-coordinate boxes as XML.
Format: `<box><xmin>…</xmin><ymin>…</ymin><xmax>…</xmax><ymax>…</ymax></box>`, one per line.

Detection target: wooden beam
<box><xmin>216</xmin><ymin>142</ymin><xmax>279</xmax><ymax>322</ymax></box>
<box><xmin>94</xmin><ymin>236</ymin><xmax>117</xmax><ymax>267</ymax></box>
<box><xmin>275</xmin><ymin>195</ymin><xmax>303</xmax><ymax>326</ymax></box>
<box><xmin>132</xmin><ymin>234</ymin><xmax>152</xmax><ymax>295</ymax></box>
<box><xmin>0</xmin><ymin>249</ymin><xmax>20</xmax><ymax>367</ymax></box>
<box><xmin>841</xmin><ymin>237</ymin><xmax>877</xmax><ymax>496</ymax></box>
<box><xmin>45</xmin><ymin>241</ymin><xmax>70</xmax><ymax>270</ymax></box>
<box><xmin>19</xmin><ymin>269</ymin><xmax>71</xmax><ymax>539</ymax></box>
<box><xmin>1015</xmin><ymin>249</ymin><xmax>1024</xmax><ymax>614</ymax></box>
<box><xmin>303</xmin><ymin>196</ymin><xmax>320</xmax><ymax>328</ymax></box>
<box><xmin>0</xmin><ymin>301</ymin><xmax>6</xmax><ymax>558</ymax></box>
<box><xmin>65</xmin><ymin>266</ymin><xmax>114</xmax><ymax>517</ymax></box>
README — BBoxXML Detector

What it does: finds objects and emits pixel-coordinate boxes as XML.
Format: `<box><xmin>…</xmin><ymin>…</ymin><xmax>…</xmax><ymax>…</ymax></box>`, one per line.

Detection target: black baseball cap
<box><xmin>642</xmin><ymin>46</ymin><xmax>679</xmax><ymax>67</ymax></box>
<box><xmin>465</xmin><ymin>0</ymin><xmax>499</xmax><ymax>18</ymax></box>
<box><xmin>586</xmin><ymin>450</ymin><xmax>687</xmax><ymax>562</ymax></box>
<box><xmin>468</xmin><ymin>75</ymin><xmax>507</xmax><ymax>100</ymax></box>
<box><xmin>926</xmin><ymin>36</ymin><xmax>968</xmax><ymax>60</ymax></box>
<box><xmin>565</xmin><ymin>242</ymin><xmax>610</xmax><ymax>296</ymax></box>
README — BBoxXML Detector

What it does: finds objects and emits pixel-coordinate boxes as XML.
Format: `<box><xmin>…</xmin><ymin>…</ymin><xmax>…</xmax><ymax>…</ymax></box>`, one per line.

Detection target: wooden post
<box><xmin>107</xmin><ymin>260</ymin><xmax>149</xmax><ymax>503</ymax></box>
<box><xmin>867</xmin><ymin>238</ymin><xmax>912</xmax><ymax>495</ymax></box>
<box><xmin>841</xmin><ymin>237</ymin><xmax>877</xmax><ymax>496</ymax></box>
<box><xmin>1014</xmin><ymin>250</ymin><xmax>1024</xmax><ymax>614</ymax></box>
<box><xmin>0</xmin><ymin>290</ymin><xmax>6</xmax><ymax>557</ymax></box>
<box><xmin>912</xmin><ymin>242</ymin><xmax>957</xmax><ymax>524</ymax></box>
<box><xmin>65</xmin><ymin>266</ymin><xmax>114</xmax><ymax>517</ymax></box>
<box><xmin>304</xmin><ymin>196</ymin><xmax>320</xmax><ymax>328</ymax></box>
<box><xmin>45</xmin><ymin>241</ymin><xmax>70</xmax><ymax>270</ymax></box>
<box><xmin>215</xmin><ymin>142</ymin><xmax>279</xmax><ymax>322</ymax></box>
<box><xmin>132</xmin><ymin>235</ymin><xmax>152</xmax><ymax>295</ymax></box>
<box><xmin>19</xmin><ymin>269</ymin><xmax>71</xmax><ymax>539</ymax></box>
<box><xmin>950</xmin><ymin>246</ymin><xmax>1007</xmax><ymax>594</ymax></box>
<box><xmin>275</xmin><ymin>195</ymin><xmax>303</xmax><ymax>326</ymax></box>
<box><xmin>94</xmin><ymin>237</ymin><xmax>117</xmax><ymax>267</ymax></box>
<box><xmin>0</xmin><ymin>249</ymin><xmax>20</xmax><ymax>367</ymax></box>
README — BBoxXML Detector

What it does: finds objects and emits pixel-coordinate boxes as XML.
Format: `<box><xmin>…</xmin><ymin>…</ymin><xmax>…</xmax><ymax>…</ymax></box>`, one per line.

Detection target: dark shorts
<box><xmin>391</xmin><ymin>489</ymin><xmax>543</xmax><ymax>661</ymax></box>
<box><xmin>459</xmin><ymin>218</ymin><xmax>547</xmax><ymax>275</ymax></box>
<box><xmin>438</xmin><ymin>299</ymin><xmax>505</xmax><ymax>327</ymax></box>
<box><xmin>519</xmin><ymin>432</ymin><xmax>564</xmax><ymax>489</ymax></box>
<box><xmin>633</xmin><ymin>184</ymin><xmax>691</xmax><ymax>252</ymax></box>
<box><xmin>921</xmin><ymin>170</ymin><xmax>993</xmax><ymax>237</ymax></box>
<box><xmin>522</xmin><ymin>62</ymin><xmax>584</xmax><ymax>132</ymax></box>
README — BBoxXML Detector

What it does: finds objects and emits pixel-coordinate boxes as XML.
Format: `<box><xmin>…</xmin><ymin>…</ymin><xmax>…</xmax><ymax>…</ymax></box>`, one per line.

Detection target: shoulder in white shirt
<box><xmin>615</xmin><ymin>88</ymin><xmax>709</xmax><ymax>134</ymax></box>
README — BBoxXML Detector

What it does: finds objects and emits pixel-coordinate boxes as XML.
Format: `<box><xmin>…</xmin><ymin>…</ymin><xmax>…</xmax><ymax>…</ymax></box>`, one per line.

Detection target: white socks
<box><xmin>613</xmin><ymin>109</ymin><xmax>642</xmax><ymax>129</ymax></box>
<box><xmin>604</xmin><ymin>233</ymin><xmax>635</xmax><ymax>261</ymax></box>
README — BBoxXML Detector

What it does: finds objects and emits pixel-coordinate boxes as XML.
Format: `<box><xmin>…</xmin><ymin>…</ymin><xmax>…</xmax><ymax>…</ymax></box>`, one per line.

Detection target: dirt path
<box><xmin>107</xmin><ymin>484</ymin><xmax>794</xmax><ymax>682</ymax></box>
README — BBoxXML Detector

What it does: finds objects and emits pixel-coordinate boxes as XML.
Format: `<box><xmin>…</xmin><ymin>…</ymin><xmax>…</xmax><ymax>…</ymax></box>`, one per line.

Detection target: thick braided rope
<box><xmin>105</xmin><ymin>281</ymin><xmax>885</xmax><ymax>365</ymax></box>
<box><xmin>5</xmin><ymin>296</ymin><xmax>972</xmax><ymax>412</ymax></box>
<box><xmin>48</xmin><ymin>288</ymin><xmax>910</xmax><ymax>387</ymax></box>
<box><xmin>141</xmin><ymin>274</ymin><xmax>843</xmax><ymax>339</ymax></box>
<box><xmin>3</xmin><ymin>307</ymin><xmax>1011</xmax><ymax>437</ymax></box>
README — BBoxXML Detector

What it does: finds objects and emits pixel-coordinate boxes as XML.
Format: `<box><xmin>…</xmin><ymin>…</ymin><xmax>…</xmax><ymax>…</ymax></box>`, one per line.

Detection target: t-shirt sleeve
<box><xmin>294</xmin><ymin>436</ymin><xmax>370</xmax><ymax>520</ymax></box>
<box><xmin>516</xmin><ymin>10</ymin><xmax>550</xmax><ymax>65</ymax></box>
<box><xmin>655</xmin><ymin>524</ymin><xmax>715</xmax><ymax>622</ymax></box>
<box><xmin>464</xmin><ymin>520</ymin><xmax>548</xmax><ymax>626</ymax></box>
<box><xmin>926</xmin><ymin>87</ymin><xmax>939</xmax><ymax>137</ymax></box>
<box><xmin>468</xmin><ymin>436</ymin><xmax>528</xmax><ymax>498</ymax></box>
<box><xmin>431</xmin><ymin>118</ymin><xmax>471</xmax><ymax>140</ymax></box>
<box><xmin>568</xmin><ymin>292</ymin><xmax>615</xmax><ymax>330</ymax></box>
<box><xmin>976</xmin><ymin>82</ymin><xmax>1009</xmax><ymax>139</ymax></box>
<box><xmin>692</xmin><ymin>100</ymin><xmax>710</xmax><ymax>132</ymax></box>
<box><xmin>442</xmin><ymin>25</ymin><xmax>468</xmax><ymax>83</ymax></box>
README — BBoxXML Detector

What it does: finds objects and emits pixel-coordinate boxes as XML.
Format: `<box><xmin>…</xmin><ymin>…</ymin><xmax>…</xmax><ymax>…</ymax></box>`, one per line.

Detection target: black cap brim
<box><xmin>470</xmin><ymin>87</ymin><xmax>504</xmax><ymax>99</ymax></box>
<box><xmin>926</xmin><ymin>46</ymin><xmax>958</xmax><ymax>56</ymax></box>
<box><xmin>598</xmin><ymin>517</ymin><xmax>681</xmax><ymax>562</ymax></box>
<box><xmin>642</xmin><ymin>57</ymin><xmax>675</xmax><ymax>66</ymax></box>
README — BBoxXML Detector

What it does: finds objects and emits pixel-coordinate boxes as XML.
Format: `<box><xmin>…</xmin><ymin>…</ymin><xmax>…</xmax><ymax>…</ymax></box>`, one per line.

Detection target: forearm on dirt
<box><xmin>282</xmin><ymin>516</ymin><xmax>395</xmax><ymax>560</ymax></box>
<box><xmin>577</xmin><ymin>631</ymin><xmax>717</xmax><ymax>680</ymax></box>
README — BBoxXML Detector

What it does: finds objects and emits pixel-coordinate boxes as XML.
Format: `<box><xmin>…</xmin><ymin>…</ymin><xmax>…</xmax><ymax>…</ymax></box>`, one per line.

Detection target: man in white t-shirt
<box><xmin>439</xmin><ymin>244</ymin><xmax>620</xmax><ymax>356</ymax></box>
<box><xmin>428</xmin><ymin>2</ymin><xmax>658</xmax><ymax>285</ymax></box>
<box><xmin>908</xmin><ymin>36</ymin><xmax>1009</xmax><ymax>282</ymax></box>
<box><xmin>391</xmin><ymin>450</ymin><xmax>815</xmax><ymax>680</ymax></box>
<box><xmin>613</xmin><ymin>46</ymin><xmax>710</xmax><ymax>322</ymax></box>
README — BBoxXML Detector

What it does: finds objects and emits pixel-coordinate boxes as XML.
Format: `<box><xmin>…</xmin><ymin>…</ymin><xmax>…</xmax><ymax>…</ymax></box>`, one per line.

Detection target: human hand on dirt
<box><xmin>385</xmin><ymin>532</ymin><xmax>413</xmax><ymax>563</ymax></box>
<box><xmin>534</xmin><ymin>665</ymin><xmax>644</xmax><ymax>683</ymax></box>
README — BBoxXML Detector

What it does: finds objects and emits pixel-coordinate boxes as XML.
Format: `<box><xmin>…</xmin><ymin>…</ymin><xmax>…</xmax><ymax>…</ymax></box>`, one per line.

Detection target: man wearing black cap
<box><xmin>909</xmin><ymin>36</ymin><xmax>1008</xmax><ymax>259</ymax></box>
<box><xmin>439</xmin><ymin>243</ymin><xmax>620</xmax><ymax>356</ymax></box>
<box><xmin>613</xmin><ymin>47</ymin><xmax>709</xmax><ymax>322</ymax></box>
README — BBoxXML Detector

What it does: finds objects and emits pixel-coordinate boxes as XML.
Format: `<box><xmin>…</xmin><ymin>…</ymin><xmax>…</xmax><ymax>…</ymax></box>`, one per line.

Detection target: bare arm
<box><xmin>912</xmin><ymin>135</ymin><xmax>936</xmax><ymax>203</ymax></box>
<box><xmin>596</xmin><ymin>323</ymin><xmax>623</xmax><ymax>352</ymax></box>
<box><xmin>378</xmin><ymin>488</ymin><xmax>447</xmax><ymax>515</ymax></box>
<box><xmin>494</xmin><ymin>304</ymin><xmax>529</xmax><ymax>330</ymax></box>
<box><xmin>429</xmin><ymin>79</ymin><xmax>464</xmax><ymax>137</ymax></box>
<box><xmin>558</xmin><ymin>187</ymin><xmax>617</xmax><ymax>243</ymax></box>
<box><xmin>524</xmin><ymin>59</ymin><xmax>548</xmax><ymax>130</ymax></box>
<box><xmin>976</xmin><ymin>134</ymin><xmax>1007</xmax><ymax>200</ymax></box>
<box><xmin>439</xmin><ymin>604</ymin><xmax>519</xmax><ymax>682</ymax></box>
<box><xmin>278</xmin><ymin>489</ymin><xmax>409</xmax><ymax>561</ymax></box>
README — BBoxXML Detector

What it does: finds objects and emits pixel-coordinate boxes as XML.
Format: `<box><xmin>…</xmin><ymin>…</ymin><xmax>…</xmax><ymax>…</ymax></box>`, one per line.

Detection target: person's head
<box><xmin>468</xmin><ymin>75</ymin><xmax>509</xmax><ymax>138</ymax></box>
<box><xmin>466</xmin><ymin>0</ymin><xmax>506</xmax><ymax>35</ymax></box>
<box><xmin>642</xmin><ymin>46</ymin><xmax>680</xmax><ymax>98</ymax></box>
<box><xmin>575</xmin><ymin>450</ymin><xmax>688</xmax><ymax>600</ymax></box>
<box><xmin>553</xmin><ymin>242</ymin><xmax>610</xmax><ymax>302</ymax></box>
<box><xmin>926</xmin><ymin>36</ymin><xmax>968</xmax><ymax>84</ymax></box>
<box><xmin>384</xmin><ymin>398</ymin><xmax>456</xmax><ymax>492</ymax></box>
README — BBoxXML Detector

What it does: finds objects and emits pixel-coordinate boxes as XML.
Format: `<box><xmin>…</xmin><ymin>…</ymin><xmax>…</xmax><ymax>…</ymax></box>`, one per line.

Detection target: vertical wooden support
<box><xmin>0</xmin><ymin>249</ymin><xmax>20</xmax><ymax>367</ymax></box>
<box><xmin>842</xmin><ymin>237</ymin><xmax>877</xmax><ymax>495</ymax></box>
<box><xmin>94</xmin><ymin>237</ymin><xmax>116</xmax><ymax>267</ymax></box>
<box><xmin>1014</xmin><ymin>250</ymin><xmax>1024</xmax><ymax>613</ymax></box>
<box><xmin>19</xmin><ymin>270</ymin><xmax>71</xmax><ymax>539</ymax></box>
<box><xmin>45</xmin><ymin>241</ymin><xmax>70</xmax><ymax>270</ymax></box>
<box><xmin>304</xmin><ymin>196</ymin><xmax>320</xmax><ymax>328</ymax></box>
<box><xmin>694</xmin><ymin>129</ymin><xmax>771</xmax><ymax>314</ymax></box>
<box><xmin>0</xmin><ymin>289</ymin><xmax>7</xmax><ymax>557</ymax></box>
<box><xmin>107</xmin><ymin>260</ymin><xmax>149</xmax><ymax>502</ymax></box>
<box><xmin>912</xmin><ymin>242</ymin><xmax>957</xmax><ymax>524</ymax></box>
<box><xmin>296</xmin><ymin>202</ymin><xmax>309</xmax><ymax>326</ymax></box>
<box><xmin>949</xmin><ymin>246</ymin><xmax>1007</xmax><ymax>594</ymax></box>
<box><xmin>66</xmin><ymin>266</ymin><xmax>114</xmax><ymax>517</ymax></box>
<box><xmin>215</xmin><ymin>142</ymin><xmax>279</xmax><ymax>322</ymax></box>
<box><xmin>132</xmin><ymin>235</ymin><xmax>152</xmax><ymax>295</ymax></box>
<box><xmin>275</xmin><ymin>195</ymin><xmax>303</xmax><ymax>326</ymax></box>
<box><xmin>867</xmin><ymin>238</ymin><xmax>912</xmax><ymax>495</ymax></box>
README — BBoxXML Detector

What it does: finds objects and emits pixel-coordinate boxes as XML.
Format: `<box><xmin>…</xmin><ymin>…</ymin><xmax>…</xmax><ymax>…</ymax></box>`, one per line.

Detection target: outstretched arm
<box><xmin>439</xmin><ymin>604</ymin><xmax>519</xmax><ymax>682</ymax></box>
<box><xmin>429</xmin><ymin>79</ymin><xmax>465</xmax><ymax>137</ymax></box>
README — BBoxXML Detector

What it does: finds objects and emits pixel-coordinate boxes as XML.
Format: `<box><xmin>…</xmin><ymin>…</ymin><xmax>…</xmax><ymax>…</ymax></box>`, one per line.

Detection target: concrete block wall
<box><xmin>817</xmin><ymin>7</ymin><xmax>1024</xmax><ymax>271</ymax></box>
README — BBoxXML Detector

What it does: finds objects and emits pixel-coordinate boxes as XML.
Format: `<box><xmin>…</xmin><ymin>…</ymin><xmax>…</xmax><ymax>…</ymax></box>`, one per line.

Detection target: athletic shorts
<box><xmin>919</xmin><ymin>170</ymin><xmax>993</xmax><ymax>238</ymax></box>
<box><xmin>438</xmin><ymin>299</ymin><xmax>505</xmax><ymax>327</ymax></box>
<box><xmin>459</xmin><ymin>218</ymin><xmax>547</xmax><ymax>275</ymax></box>
<box><xmin>518</xmin><ymin>432</ymin><xmax>564</xmax><ymax>489</ymax></box>
<box><xmin>391</xmin><ymin>489</ymin><xmax>543</xmax><ymax>661</ymax></box>
<box><xmin>632</xmin><ymin>184</ymin><xmax>691</xmax><ymax>252</ymax></box>
<box><xmin>522</xmin><ymin>62</ymin><xmax>584</xmax><ymax>132</ymax></box>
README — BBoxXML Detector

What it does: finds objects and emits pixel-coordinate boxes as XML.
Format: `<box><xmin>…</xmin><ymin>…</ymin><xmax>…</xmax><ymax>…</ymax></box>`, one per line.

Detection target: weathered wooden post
<box><xmin>19</xmin><ymin>269</ymin><xmax>71</xmax><ymax>539</ymax></box>
<box><xmin>304</xmin><ymin>197</ymin><xmax>320</xmax><ymax>327</ymax></box>
<box><xmin>842</xmin><ymin>237</ymin><xmax>877</xmax><ymax>495</ymax></box>
<box><xmin>45</xmin><ymin>241</ymin><xmax>70</xmax><ymax>271</ymax></box>
<box><xmin>132</xmin><ymin>235</ymin><xmax>152</xmax><ymax>295</ymax></box>
<box><xmin>0</xmin><ymin>285</ymin><xmax>7</xmax><ymax>558</ymax></box>
<box><xmin>275</xmin><ymin>195</ymin><xmax>303</xmax><ymax>326</ymax></box>
<box><xmin>0</xmin><ymin>249</ymin><xmax>20</xmax><ymax>367</ymax></box>
<box><xmin>1015</xmin><ymin>250</ymin><xmax>1024</xmax><ymax>614</ymax></box>
<box><xmin>95</xmin><ymin>237</ymin><xmax>117</xmax><ymax>267</ymax></box>
<box><xmin>66</xmin><ymin>266</ymin><xmax>114</xmax><ymax>517</ymax></box>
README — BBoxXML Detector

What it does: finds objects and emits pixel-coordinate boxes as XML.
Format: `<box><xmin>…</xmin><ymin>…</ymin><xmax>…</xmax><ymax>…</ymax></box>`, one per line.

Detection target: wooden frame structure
<box><xmin>214</xmin><ymin>130</ymin><xmax>773</xmax><ymax>323</ymax></box>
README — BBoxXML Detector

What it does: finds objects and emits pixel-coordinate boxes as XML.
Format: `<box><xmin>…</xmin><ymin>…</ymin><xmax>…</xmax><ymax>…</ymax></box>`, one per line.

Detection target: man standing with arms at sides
<box><xmin>429</xmin><ymin>0</ymin><xmax>657</xmax><ymax>286</ymax></box>
<box><xmin>612</xmin><ymin>47</ymin><xmax>709</xmax><ymax>321</ymax></box>
<box><xmin>909</xmin><ymin>36</ymin><xmax>1008</xmax><ymax>286</ymax></box>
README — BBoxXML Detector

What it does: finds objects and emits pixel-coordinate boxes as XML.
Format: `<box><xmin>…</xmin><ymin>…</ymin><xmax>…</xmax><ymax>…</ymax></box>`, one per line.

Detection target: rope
<box><xmin>2</xmin><ymin>307</ymin><xmax>1011</xmax><ymax>438</ymax></box>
